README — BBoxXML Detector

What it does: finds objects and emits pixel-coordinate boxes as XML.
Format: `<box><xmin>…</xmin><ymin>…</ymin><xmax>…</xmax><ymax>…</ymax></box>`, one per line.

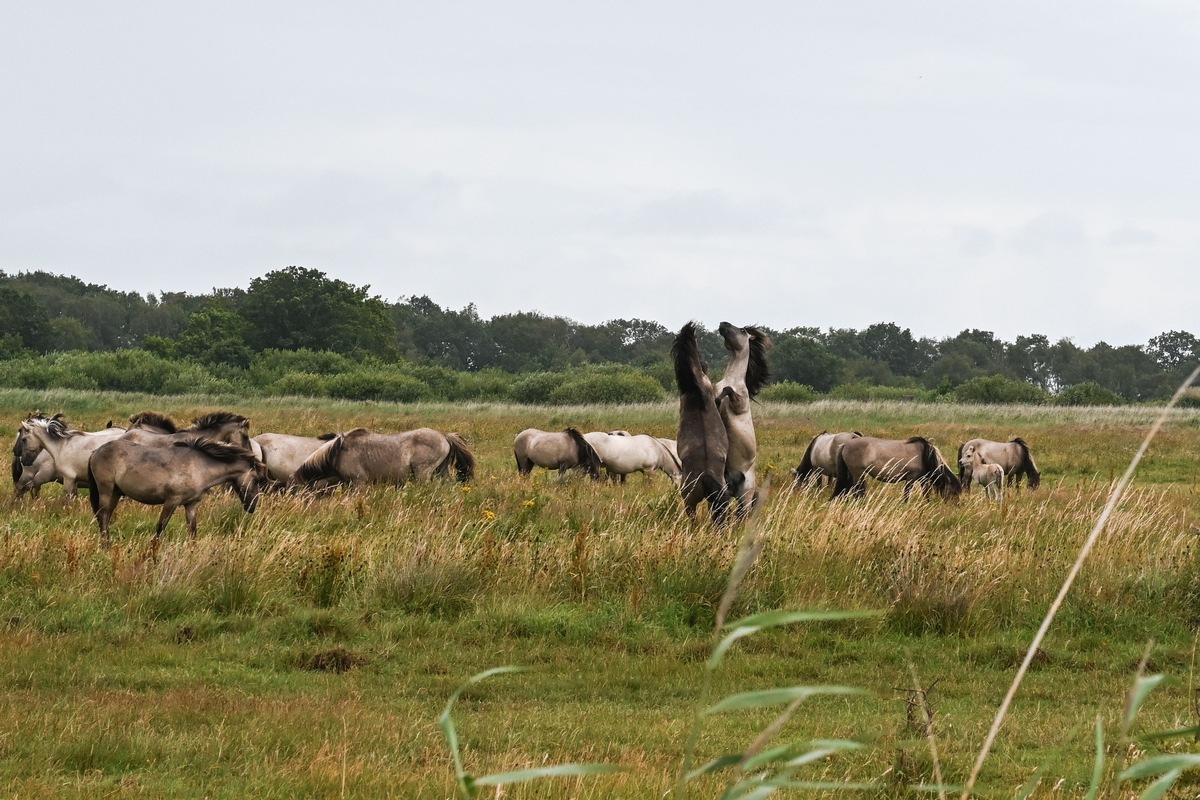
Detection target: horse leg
<box><xmin>184</xmin><ymin>503</ymin><xmax>200</xmax><ymax>538</ymax></box>
<box><xmin>515</xmin><ymin>455</ymin><xmax>531</xmax><ymax>476</ymax></box>
<box><xmin>154</xmin><ymin>503</ymin><xmax>178</xmax><ymax>539</ymax></box>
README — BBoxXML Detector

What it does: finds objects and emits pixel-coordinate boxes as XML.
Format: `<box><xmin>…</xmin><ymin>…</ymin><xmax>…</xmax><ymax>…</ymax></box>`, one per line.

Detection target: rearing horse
<box><xmin>714</xmin><ymin>321</ymin><xmax>772</xmax><ymax>518</ymax></box>
<box><xmin>671</xmin><ymin>322</ymin><xmax>731</xmax><ymax>525</ymax></box>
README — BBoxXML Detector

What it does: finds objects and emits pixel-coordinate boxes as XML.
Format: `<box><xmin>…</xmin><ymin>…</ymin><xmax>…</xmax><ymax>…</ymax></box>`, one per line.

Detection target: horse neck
<box><xmin>718</xmin><ymin>347</ymin><xmax>750</xmax><ymax>391</ymax></box>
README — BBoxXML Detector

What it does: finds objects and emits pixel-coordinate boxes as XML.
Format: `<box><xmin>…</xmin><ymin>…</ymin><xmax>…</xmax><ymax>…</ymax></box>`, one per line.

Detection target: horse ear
<box><xmin>240</xmin><ymin>420</ymin><xmax>251</xmax><ymax>431</ymax></box>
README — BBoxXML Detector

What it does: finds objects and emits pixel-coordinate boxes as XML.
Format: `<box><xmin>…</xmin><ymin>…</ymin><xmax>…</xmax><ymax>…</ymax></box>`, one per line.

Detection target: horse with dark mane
<box><xmin>793</xmin><ymin>431</ymin><xmax>863</xmax><ymax>488</ymax></box>
<box><xmin>957</xmin><ymin>438</ymin><xmax>1041</xmax><ymax>491</ymax></box>
<box><xmin>672</xmin><ymin>322</ymin><xmax>731</xmax><ymax>524</ymax></box>
<box><xmin>714</xmin><ymin>321</ymin><xmax>771</xmax><ymax>516</ymax></box>
<box><xmin>16</xmin><ymin>413</ymin><xmax>127</xmax><ymax>500</ymax></box>
<box><xmin>123</xmin><ymin>410</ymin><xmax>253</xmax><ymax>450</ymax></box>
<box><xmin>513</xmin><ymin>428</ymin><xmax>602</xmax><ymax>480</ymax></box>
<box><xmin>832</xmin><ymin>436</ymin><xmax>961</xmax><ymax>501</ymax></box>
<box><xmin>87</xmin><ymin>437</ymin><xmax>267</xmax><ymax>544</ymax></box>
<box><xmin>293</xmin><ymin>428</ymin><xmax>475</xmax><ymax>488</ymax></box>
<box><xmin>253</xmin><ymin>432</ymin><xmax>339</xmax><ymax>483</ymax></box>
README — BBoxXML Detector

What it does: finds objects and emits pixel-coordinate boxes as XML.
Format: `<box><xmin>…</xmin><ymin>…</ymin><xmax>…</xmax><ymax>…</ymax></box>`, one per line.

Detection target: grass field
<box><xmin>2</xmin><ymin>388</ymin><xmax>1199</xmax><ymax>797</ymax></box>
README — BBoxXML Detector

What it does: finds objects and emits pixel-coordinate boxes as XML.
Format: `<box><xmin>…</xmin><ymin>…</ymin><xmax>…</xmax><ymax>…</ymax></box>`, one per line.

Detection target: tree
<box><xmin>175</xmin><ymin>307</ymin><xmax>254</xmax><ymax>368</ymax></box>
<box><xmin>0</xmin><ymin>284</ymin><xmax>52</xmax><ymax>355</ymax></box>
<box><xmin>771</xmin><ymin>329</ymin><xmax>841</xmax><ymax>392</ymax></box>
<box><xmin>1147</xmin><ymin>331</ymin><xmax>1199</xmax><ymax>375</ymax></box>
<box><xmin>238</xmin><ymin>267</ymin><xmax>397</xmax><ymax>359</ymax></box>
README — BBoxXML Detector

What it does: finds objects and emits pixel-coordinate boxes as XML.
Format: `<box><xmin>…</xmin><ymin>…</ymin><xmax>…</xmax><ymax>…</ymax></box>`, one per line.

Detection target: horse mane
<box><xmin>443</xmin><ymin>432</ymin><xmax>476</xmax><ymax>483</ymax></box>
<box><xmin>129</xmin><ymin>411</ymin><xmax>178</xmax><ymax>432</ymax></box>
<box><xmin>190</xmin><ymin>411</ymin><xmax>249</xmax><ymax>430</ymax></box>
<box><xmin>294</xmin><ymin>434</ymin><xmax>346</xmax><ymax>485</ymax></box>
<box><xmin>46</xmin><ymin>417</ymin><xmax>77</xmax><ymax>440</ymax></box>
<box><xmin>743</xmin><ymin>326</ymin><xmax>773</xmax><ymax>397</ymax></box>
<box><xmin>564</xmin><ymin>427</ymin><xmax>602</xmax><ymax>480</ymax></box>
<box><xmin>1010</xmin><ymin>437</ymin><xmax>1041</xmax><ymax>488</ymax></box>
<box><xmin>671</xmin><ymin>322</ymin><xmax>708</xmax><ymax>403</ymax></box>
<box><xmin>178</xmin><ymin>437</ymin><xmax>258</xmax><ymax>466</ymax></box>
<box><xmin>318</xmin><ymin>432</ymin><xmax>339</xmax><ymax>440</ymax></box>
<box><xmin>916</xmin><ymin>439</ymin><xmax>961</xmax><ymax>496</ymax></box>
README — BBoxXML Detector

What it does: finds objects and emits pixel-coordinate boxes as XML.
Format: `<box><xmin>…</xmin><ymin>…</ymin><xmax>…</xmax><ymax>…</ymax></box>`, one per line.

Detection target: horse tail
<box><xmin>793</xmin><ymin>434</ymin><xmax>821</xmax><ymax>487</ymax></box>
<box><xmin>831</xmin><ymin>450</ymin><xmax>854</xmax><ymax>499</ymax></box>
<box><xmin>11</xmin><ymin>455</ymin><xmax>21</xmax><ymax>488</ymax></box>
<box><xmin>443</xmin><ymin>433</ymin><xmax>476</xmax><ymax>483</ymax></box>
<box><xmin>564</xmin><ymin>427</ymin><xmax>602</xmax><ymax>480</ymax></box>
<box><xmin>1012</xmin><ymin>437</ymin><xmax>1041</xmax><ymax>489</ymax></box>
<box><xmin>87</xmin><ymin>462</ymin><xmax>101</xmax><ymax>516</ymax></box>
<box><xmin>922</xmin><ymin>441</ymin><xmax>960</xmax><ymax>498</ymax></box>
<box><xmin>671</xmin><ymin>322</ymin><xmax>705</xmax><ymax>400</ymax></box>
<box><xmin>956</xmin><ymin>441</ymin><xmax>968</xmax><ymax>483</ymax></box>
<box><xmin>294</xmin><ymin>434</ymin><xmax>344</xmax><ymax>486</ymax></box>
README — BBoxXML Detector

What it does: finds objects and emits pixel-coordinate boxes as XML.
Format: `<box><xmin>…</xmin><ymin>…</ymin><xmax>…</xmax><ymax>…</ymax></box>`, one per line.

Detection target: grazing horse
<box><xmin>960</xmin><ymin>446</ymin><xmax>1005</xmax><ymax>502</ymax></box>
<box><xmin>832</xmin><ymin>436</ymin><xmax>961</xmax><ymax>501</ymax></box>
<box><xmin>957</xmin><ymin>438</ymin><xmax>1041</xmax><ymax>491</ymax></box>
<box><xmin>793</xmin><ymin>431</ymin><xmax>863</xmax><ymax>488</ymax></box>
<box><xmin>253</xmin><ymin>432</ymin><xmax>338</xmax><ymax>483</ymax></box>
<box><xmin>87</xmin><ymin>438</ymin><xmax>267</xmax><ymax>544</ymax></box>
<box><xmin>513</xmin><ymin>428</ymin><xmax>602</xmax><ymax>480</ymax></box>
<box><xmin>671</xmin><ymin>322</ymin><xmax>731</xmax><ymax>524</ymax></box>
<box><xmin>293</xmin><ymin>428</ymin><xmax>476</xmax><ymax>488</ymax></box>
<box><xmin>714</xmin><ymin>322</ymin><xmax>772</xmax><ymax>517</ymax></box>
<box><xmin>13</xmin><ymin>428</ymin><xmax>61</xmax><ymax>498</ymax></box>
<box><xmin>583</xmin><ymin>431</ymin><xmax>682</xmax><ymax>485</ymax></box>
<box><xmin>16</xmin><ymin>414</ymin><xmax>127</xmax><ymax>500</ymax></box>
<box><xmin>123</xmin><ymin>411</ymin><xmax>253</xmax><ymax>450</ymax></box>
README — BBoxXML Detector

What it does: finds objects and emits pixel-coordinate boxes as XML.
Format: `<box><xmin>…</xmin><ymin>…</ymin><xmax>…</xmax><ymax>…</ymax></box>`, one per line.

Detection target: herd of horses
<box><xmin>9</xmin><ymin>321</ymin><xmax>1043</xmax><ymax>541</ymax></box>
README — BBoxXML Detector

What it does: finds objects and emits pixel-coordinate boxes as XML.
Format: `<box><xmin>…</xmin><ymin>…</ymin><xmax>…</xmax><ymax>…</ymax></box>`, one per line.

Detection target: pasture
<box><xmin>2</xmin><ymin>388</ymin><xmax>1199</xmax><ymax>798</ymax></box>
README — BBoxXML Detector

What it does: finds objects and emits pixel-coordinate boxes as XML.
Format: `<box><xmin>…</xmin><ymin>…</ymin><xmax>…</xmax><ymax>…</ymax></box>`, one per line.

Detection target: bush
<box><xmin>1055</xmin><ymin>381</ymin><xmax>1125</xmax><ymax>406</ymax></box>
<box><xmin>248</xmin><ymin>349</ymin><xmax>358</xmax><ymax>383</ymax></box>
<box><xmin>548</xmin><ymin>368</ymin><xmax>666</xmax><ymax>405</ymax></box>
<box><xmin>270</xmin><ymin>372</ymin><xmax>332</xmax><ymax>398</ymax></box>
<box><xmin>828</xmin><ymin>381</ymin><xmax>937</xmax><ymax>403</ymax></box>
<box><xmin>758</xmin><ymin>381</ymin><xmax>819</xmax><ymax>403</ymax></box>
<box><xmin>452</xmin><ymin>369</ymin><xmax>513</xmax><ymax>402</ymax></box>
<box><xmin>326</xmin><ymin>370</ymin><xmax>431</xmax><ymax>403</ymax></box>
<box><xmin>954</xmin><ymin>376</ymin><xmax>1048</xmax><ymax>405</ymax></box>
<box><xmin>0</xmin><ymin>350</ymin><xmax>232</xmax><ymax>395</ymax></box>
<box><xmin>509</xmin><ymin>372</ymin><xmax>568</xmax><ymax>404</ymax></box>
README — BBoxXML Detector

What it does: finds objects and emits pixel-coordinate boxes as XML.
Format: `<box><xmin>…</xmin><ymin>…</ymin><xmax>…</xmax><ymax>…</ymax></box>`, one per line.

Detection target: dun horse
<box><xmin>253</xmin><ymin>432</ymin><xmax>338</xmax><ymax>483</ymax></box>
<box><xmin>832</xmin><ymin>436</ymin><xmax>961</xmax><ymax>501</ymax></box>
<box><xmin>960</xmin><ymin>446</ymin><xmax>1005</xmax><ymax>502</ymax></box>
<box><xmin>714</xmin><ymin>322</ymin><xmax>772</xmax><ymax>517</ymax></box>
<box><xmin>583</xmin><ymin>431</ymin><xmax>682</xmax><ymax>485</ymax></box>
<box><xmin>671</xmin><ymin>322</ymin><xmax>731</xmax><ymax>524</ymax></box>
<box><xmin>793</xmin><ymin>431</ymin><xmax>863</xmax><ymax>489</ymax></box>
<box><xmin>513</xmin><ymin>428</ymin><xmax>602</xmax><ymax>479</ymax></box>
<box><xmin>13</xmin><ymin>428</ymin><xmax>60</xmax><ymax>498</ymax></box>
<box><xmin>957</xmin><ymin>438</ymin><xmax>1041</xmax><ymax>491</ymax></box>
<box><xmin>87</xmin><ymin>438</ymin><xmax>267</xmax><ymax>544</ymax></box>
<box><xmin>16</xmin><ymin>413</ymin><xmax>127</xmax><ymax>500</ymax></box>
<box><xmin>294</xmin><ymin>428</ymin><xmax>475</xmax><ymax>488</ymax></box>
<box><xmin>123</xmin><ymin>411</ymin><xmax>253</xmax><ymax>450</ymax></box>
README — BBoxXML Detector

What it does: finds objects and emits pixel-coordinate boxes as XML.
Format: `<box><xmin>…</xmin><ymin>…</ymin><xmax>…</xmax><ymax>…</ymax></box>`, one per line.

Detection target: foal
<box><xmin>960</xmin><ymin>445</ymin><xmax>1004</xmax><ymax>502</ymax></box>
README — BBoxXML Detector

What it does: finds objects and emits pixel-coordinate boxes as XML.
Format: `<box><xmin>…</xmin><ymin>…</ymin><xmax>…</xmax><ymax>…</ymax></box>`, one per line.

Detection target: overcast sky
<box><xmin>2</xmin><ymin>3</ymin><xmax>1196</xmax><ymax>347</ymax></box>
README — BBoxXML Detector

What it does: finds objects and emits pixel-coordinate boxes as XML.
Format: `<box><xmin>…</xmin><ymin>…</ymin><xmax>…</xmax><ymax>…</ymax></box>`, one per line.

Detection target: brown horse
<box><xmin>957</xmin><ymin>438</ymin><xmax>1041</xmax><ymax>491</ymax></box>
<box><xmin>672</xmin><ymin>321</ymin><xmax>731</xmax><ymax>524</ymax></box>
<box><xmin>87</xmin><ymin>438</ymin><xmax>267</xmax><ymax>544</ymax></box>
<box><xmin>293</xmin><ymin>428</ymin><xmax>475</xmax><ymax>488</ymax></box>
<box><xmin>793</xmin><ymin>431</ymin><xmax>863</xmax><ymax>488</ymax></box>
<box><xmin>832</xmin><ymin>436</ymin><xmax>961</xmax><ymax>501</ymax></box>
<box><xmin>714</xmin><ymin>321</ymin><xmax>772</xmax><ymax>516</ymax></box>
<box><xmin>513</xmin><ymin>428</ymin><xmax>602</xmax><ymax>480</ymax></box>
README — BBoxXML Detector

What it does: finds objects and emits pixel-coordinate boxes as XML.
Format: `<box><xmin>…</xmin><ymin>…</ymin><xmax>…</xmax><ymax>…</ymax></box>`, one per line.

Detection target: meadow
<box><xmin>2</xmin><ymin>388</ymin><xmax>1199</xmax><ymax>798</ymax></box>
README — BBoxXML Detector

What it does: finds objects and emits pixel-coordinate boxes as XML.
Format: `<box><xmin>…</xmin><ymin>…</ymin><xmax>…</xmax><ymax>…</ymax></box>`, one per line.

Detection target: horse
<box><xmin>583</xmin><ymin>431</ymin><xmax>682</xmax><ymax>485</ymax></box>
<box><xmin>713</xmin><ymin>322</ymin><xmax>772</xmax><ymax>517</ymax></box>
<box><xmin>513</xmin><ymin>428</ymin><xmax>602</xmax><ymax>480</ymax></box>
<box><xmin>293</xmin><ymin>428</ymin><xmax>476</xmax><ymax>488</ymax></box>
<box><xmin>960</xmin><ymin>446</ymin><xmax>1005</xmax><ymax>502</ymax></box>
<box><xmin>832</xmin><ymin>436</ymin><xmax>962</xmax><ymax>501</ymax></box>
<box><xmin>672</xmin><ymin>321</ymin><xmax>731</xmax><ymax>524</ymax></box>
<box><xmin>957</xmin><ymin>438</ymin><xmax>1041</xmax><ymax>491</ymax></box>
<box><xmin>252</xmin><ymin>432</ymin><xmax>338</xmax><ymax>483</ymax></box>
<box><xmin>123</xmin><ymin>410</ymin><xmax>253</xmax><ymax>450</ymax></box>
<box><xmin>87</xmin><ymin>438</ymin><xmax>268</xmax><ymax>544</ymax></box>
<box><xmin>793</xmin><ymin>431</ymin><xmax>863</xmax><ymax>489</ymax></box>
<box><xmin>15</xmin><ymin>413</ymin><xmax>127</xmax><ymax>500</ymax></box>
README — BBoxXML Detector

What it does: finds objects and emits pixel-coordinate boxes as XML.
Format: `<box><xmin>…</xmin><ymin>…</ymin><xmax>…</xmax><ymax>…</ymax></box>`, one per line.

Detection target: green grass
<box><xmin>2</xmin><ymin>388</ymin><xmax>1199</xmax><ymax>796</ymax></box>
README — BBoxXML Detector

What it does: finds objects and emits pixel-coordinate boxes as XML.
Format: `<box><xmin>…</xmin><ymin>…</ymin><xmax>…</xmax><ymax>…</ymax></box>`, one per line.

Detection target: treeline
<box><xmin>1</xmin><ymin>266</ymin><xmax>1197</xmax><ymax>405</ymax></box>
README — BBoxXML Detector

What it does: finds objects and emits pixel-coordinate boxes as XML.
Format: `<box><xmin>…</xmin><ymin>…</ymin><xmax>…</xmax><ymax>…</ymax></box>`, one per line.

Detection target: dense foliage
<box><xmin>2</xmin><ymin>268</ymin><xmax>1196</xmax><ymax>404</ymax></box>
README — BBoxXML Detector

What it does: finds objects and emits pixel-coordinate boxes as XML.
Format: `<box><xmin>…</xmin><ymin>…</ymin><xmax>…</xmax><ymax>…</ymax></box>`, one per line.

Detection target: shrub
<box><xmin>828</xmin><ymin>381</ymin><xmax>937</xmax><ymax>403</ymax></box>
<box><xmin>548</xmin><ymin>367</ymin><xmax>666</xmax><ymax>405</ymax></box>
<box><xmin>452</xmin><ymin>369</ymin><xmax>514</xmax><ymax>402</ymax></box>
<box><xmin>509</xmin><ymin>372</ymin><xmax>567</xmax><ymax>404</ymax></box>
<box><xmin>758</xmin><ymin>381</ymin><xmax>819</xmax><ymax>403</ymax></box>
<box><xmin>270</xmin><ymin>371</ymin><xmax>332</xmax><ymax>398</ymax></box>
<box><xmin>248</xmin><ymin>349</ymin><xmax>358</xmax><ymax>383</ymax></box>
<box><xmin>1055</xmin><ymin>381</ymin><xmax>1124</xmax><ymax>406</ymax></box>
<box><xmin>954</xmin><ymin>375</ymin><xmax>1048</xmax><ymax>405</ymax></box>
<box><xmin>326</xmin><ymin>370</ymin><xmax>431</xmax><ymax>403</ymax></box>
